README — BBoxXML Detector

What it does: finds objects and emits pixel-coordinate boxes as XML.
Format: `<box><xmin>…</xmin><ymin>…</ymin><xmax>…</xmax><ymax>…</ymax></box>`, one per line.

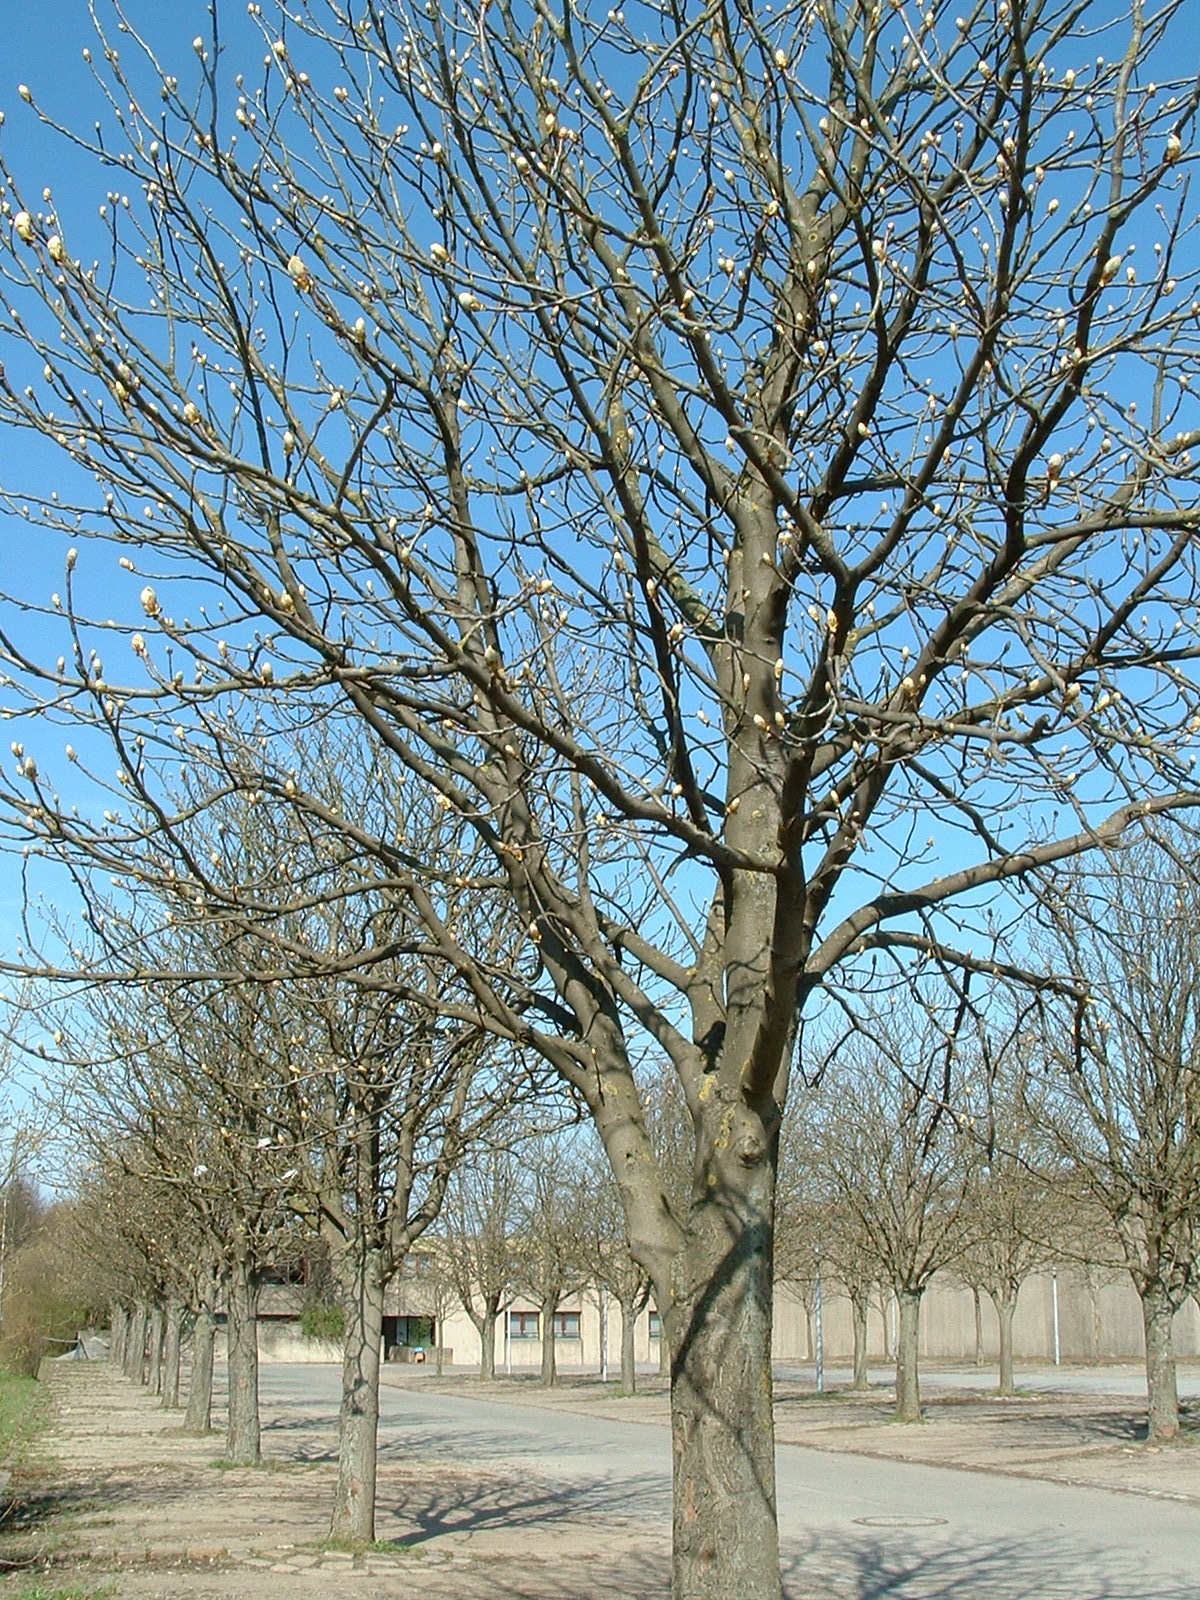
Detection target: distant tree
<box><xmin>576</xmin><ymin>1138</ymin><xmax>653</xmax><ymax>1392</ymax></box>
<box><xmin>443</xmin><ymin>1147</ymin><xmax>523</xmax><ymax>1381</ymax></box>
<box><xmin>1034</xmin><ymin>832</ymin><xmax>1200</xmax><ymax>1443</ymax></box>
<box><xmin>810</xmin><ymin>1008</ymin><xmax>979</xmax><ymax>1421</ymax></box>
<box><xmin>513</xmin><ymin>1133</ymin><xmax>591</xmax><ymax>1389</ymax></box>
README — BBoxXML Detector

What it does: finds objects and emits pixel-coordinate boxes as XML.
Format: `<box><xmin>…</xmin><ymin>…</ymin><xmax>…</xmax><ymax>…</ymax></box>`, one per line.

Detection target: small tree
<box><xmin>1035</xmin><ymin>833</ymin><xmax>1200</xmax><ymax>1443</ymax></box>
<box><xmin>513</xmin><ymin>1133</ymin><xmax>590</xmax><ymax>1389</ymax></box>
<box><xmin>809</xmin><ymin>1008</ymin><xmax>978</xmax><ymax>1421</ymax></box>
<box><xmin>443</xmin><ymin>1148</ymin><xmax>522</xmax><ymax>1381</ymax></box>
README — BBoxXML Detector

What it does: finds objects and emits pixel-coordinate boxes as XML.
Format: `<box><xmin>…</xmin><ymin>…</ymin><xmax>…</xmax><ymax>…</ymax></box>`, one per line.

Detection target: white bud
<box><xmin>140</xmin><ymin>585</ymin><xmax>160</xmax><ymax>617</ymax></box>
<box><xmin>12</xmin><ymin>211</ymin><xmax>35</xmax><ymax>243</ymax></box>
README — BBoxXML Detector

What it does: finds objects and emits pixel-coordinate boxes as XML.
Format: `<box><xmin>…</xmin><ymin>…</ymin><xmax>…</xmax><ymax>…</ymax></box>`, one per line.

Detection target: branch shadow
<box><xmin>782</xmin><ymin>1524</ymin><xmax>1200</xmax><ymax>1599</ymax></box>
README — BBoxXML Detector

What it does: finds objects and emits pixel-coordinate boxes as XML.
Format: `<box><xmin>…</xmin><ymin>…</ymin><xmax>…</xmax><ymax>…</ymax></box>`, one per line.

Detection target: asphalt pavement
<box><xmin>259</xmin><ymin>1366</ymin><xmax>1200</xmax><ymax>1599</ymax></box>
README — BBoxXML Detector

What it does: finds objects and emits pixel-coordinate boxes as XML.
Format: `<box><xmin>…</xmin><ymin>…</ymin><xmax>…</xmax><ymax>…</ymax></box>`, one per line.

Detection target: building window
<box><xmin>509</xmin><ymin>1309</ymin><xmax>539</xmax><ymax>1340</ymax></box>
<box><xmin>648</xmin><ymin>1310</ymin><xmax>661</xmax><ymax>1340</ymax></box>
<box><xmin>555</xmin><ymin>1310</ymin><xmax>581</xmax><ymax>1339</ymax></box>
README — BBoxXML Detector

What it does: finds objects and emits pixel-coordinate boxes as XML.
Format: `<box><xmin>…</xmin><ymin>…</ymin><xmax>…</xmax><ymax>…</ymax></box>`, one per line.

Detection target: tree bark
<box><xmin>225</xmin><ymin>1254</ymin><xmax>261</xmax><ymax>1464</ymax></box>
<box><xmin>1141</xmin><ymin>1283</ymin><xmax>1180</xmax><ymax>1443</ymax></box>
<box><xmin>476</xmin><ymin>1303</ymin><xmax>498</xmax><ymax>1379</ymax></box>
<box><xmin>894</xmin><ymin>1288</ymin><xmax>923</xmax><ymax>1423</ymax></box>
<box><xmin>669</xmin><ymin>1158</ymin><xmax>779</xmax><ymax>1600</ymax></box>
<box><xmin>124</xmin><ymin>1302</ymin><xmax>148</xmax><ymax>1383</ymax></box>
<box><xmin>109</xmin><ymin>1303</ymin><xmax>127</xmax><ymax>1369</ymax></box>
<box><xmin>147</xmin><ymin>1304</ymin><xmax>165</xmax><ymax>1394</ymax></box>
<box><xmin>185</xmin><ymin>1269</ymin><xmax>217</xmax><ymax>1433</ymax></box>
<box><xmin>329</xmin><ymin>1245</ymin><xmax>386</xmax><ymax>1546</ymax></box>
<box><xmin>161</xmin><ymin>1299</ymin><xmax>183</xmax><ymax>1408</ymax></box>
<box><xmin>850</xmin><ymin>1289</ymin><xmax>870</xmax><ymax>1391</ymax></box>
<box><xmin>539</xmin><ymin>1296</ymin><xmax>557</xmax><ymax>1388</ymax></box>
<box><xmin>973</xmin><ymin>1285</ymin><xmax>985</xmax><ymax>1368</ymax></box>
<box><xmin>991</xmin><ymin>1288</ymin><xmax>1018</xmax><ymax>1397</ymax></box>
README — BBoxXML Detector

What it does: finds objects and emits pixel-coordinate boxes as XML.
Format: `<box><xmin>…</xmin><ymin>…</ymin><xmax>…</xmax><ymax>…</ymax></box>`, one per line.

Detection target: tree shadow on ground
<box><xmin>782</xmin><ymin>1524</ymin><xmax>1199</xmax><ymax>1599</ymax></box>
<box><xmin>381</xmin><ymin>1466</ymin><xmax>669</xmax><ymax>1546</ymax></box>
<box><xmin>1</xmin><ymin>1461</ymin><xmax>230</xmax><ymax>1541</ymax></box>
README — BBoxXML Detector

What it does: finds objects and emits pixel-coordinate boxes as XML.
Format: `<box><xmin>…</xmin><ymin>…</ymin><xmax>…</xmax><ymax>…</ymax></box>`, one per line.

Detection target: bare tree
<box><xmin>513</xmin><ymin>1132</ymin><xmax>590</xmax><ymax>1389</ymax></box>
<box><xmin>443</xmin><ymin>1147</ymin><xmax>523</xmax><ymax>1380</ymax></box>
<box><xmin>3</xmin><ymin>4</ymin><xmax>1200</xmax><ymax>1591</ymax></box>
<box><xmin>51</xmin><ymin>958</ymin><xmax>296</xmax><ymax>1465</ymax></box>
<box><xmin>956</xmin><ymin>1059</ymin><xmax>1064</xmax><ymax>1397</ymax></box>
<box><xmin>575</xmin><ymin>1137</ymin><xmax>653</xmax><ymax>1392</ymax></box>
<box><xmin>1034</xmin><ymin>832</ymin><xmax>1200</xmax><ymax>1443</ymax></box>
<box><xmin>807</xmin><ymin>1008</ymin><xmax>979</xmax><ymax>1421</ymax></box>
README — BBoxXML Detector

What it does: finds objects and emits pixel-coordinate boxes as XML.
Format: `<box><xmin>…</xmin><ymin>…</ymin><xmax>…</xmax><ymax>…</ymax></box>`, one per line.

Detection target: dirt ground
<box><xmin>1</xmin><ymin>1358</ymin><xmax>1196</xmax><ymax>1599</ymax></box>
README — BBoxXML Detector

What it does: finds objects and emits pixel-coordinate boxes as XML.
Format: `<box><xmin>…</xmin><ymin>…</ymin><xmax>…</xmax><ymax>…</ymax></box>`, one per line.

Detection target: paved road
<box><xmin>775</xmin><ymin>1361</ymin><xmax>1200</xmax><ymax>1400</ymax></box>
<box><xmin>259</xmin><ymin>1368</ymin><xmax>1198</xmax><ymax>1599</ymax></box>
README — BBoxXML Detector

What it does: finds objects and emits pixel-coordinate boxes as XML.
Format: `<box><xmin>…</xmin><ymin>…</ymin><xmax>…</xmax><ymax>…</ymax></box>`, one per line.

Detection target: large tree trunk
<box><xmin>894</xmin><ymin>1288</ymin><xmax>922</xmax><ymax>1423</ymax></box>
<box><xmin>124</xmin><ymin>1302</ymin><xmax>148</xmax><ymax>1383</ymax></box>
<box><xmin>990</xmin><ymin>1287</ymin><xmax>1018</xmax><ymax>1398</ymax></box>
<box><xmin>476</xmin><ymin>1303</ymin><xmax>498</xmax><ymax>1379</ymax></box>
<box><xmin>109</xmin><ymin>1303</ymin><xmax>127</xmax><ymax>1369</ymax></box>
<box><xmin>669</xmin><ymin>1158</ymin><xmax>779</xmax><ymax>1600</ymax></box>
<box><xmin>329</xmin><ymin>1245</ymin><xmax>387</xmax><ymax>1547</ymax></box>
<box><xmin>619</xmin><ymin>1295</ymin><xmax>638</xmax><ymax>1394</ymax></box>
<box><xmin>850</xmin><ymin>1288</ymin><xmax>870</xmax><ymax>1391</ymax></box>
<box><xmin>539</xmin><ymin>1295</ymin><xmax>558</xmax><ymax>1388</ymax></box>
<box><xmin>1141</xmin><ymin>1283</ymin><xmax>1180</xmax><ymax>1443</ymax></box>
<box><xmin>225</xmin><ymin>1254</ymin><xmax>261</xmax><ymax>1465</ymax></box>
<box><xmin>185</xmin><ymin>1268</ymin><xmax>218</xmax><ymax>1433</ymax></box>
<box><xmin>161</xmin><ymin>1298</ymin><xmax>183</xmax><ymax>1409</ymax></box>
<box><xmin>147</xmin><ymin>1304</ymin><xmax>165</xmax><ymax>1395</ymax></box>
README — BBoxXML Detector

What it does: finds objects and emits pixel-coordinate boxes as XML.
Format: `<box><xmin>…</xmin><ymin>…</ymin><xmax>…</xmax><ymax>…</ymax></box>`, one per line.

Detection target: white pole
<box><xmin>599</xmin><ymin>1286</ymin><xmax>609</xmax><ymax>1383</ymax></box>
<box><xmin>1052</xmin><ymin>1268</ymin><xmax>1061</xmax><ymax>1366</ymax></box>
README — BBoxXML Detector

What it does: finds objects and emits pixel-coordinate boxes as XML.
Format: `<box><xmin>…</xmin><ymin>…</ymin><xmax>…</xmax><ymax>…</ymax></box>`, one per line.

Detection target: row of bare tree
<box><xmin>1</xmin><ymin>3</ymin><xmax>1199</xmax><ymax>1594</ymax></box>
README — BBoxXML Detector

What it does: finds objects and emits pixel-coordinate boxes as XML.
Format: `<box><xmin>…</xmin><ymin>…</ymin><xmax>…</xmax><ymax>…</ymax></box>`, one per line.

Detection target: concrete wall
<box><xmin>772</xmin><ymin>1268</ymin><xmax>1200</xmax><ymax>1365</ymax></box>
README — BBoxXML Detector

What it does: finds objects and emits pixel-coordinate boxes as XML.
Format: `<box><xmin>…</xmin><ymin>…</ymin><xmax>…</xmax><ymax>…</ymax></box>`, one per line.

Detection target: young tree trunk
<box><xmin>147</xmin><ymin>1304</ymin><xmax>165</xmax><ymax>1394</ymax></box>
<box><xmin>539</xmin><ymin>1296</ymin><xmax>557</xmax><ymax>1388</ymax></box>
<box><xmin>991</xmin><ymin>1288</ymin><xmax>1018</xmax><ymax>1398</ymax></box>
<box><xmin>225</xmin><ymin>1254</ymin><xmax>261</xmax><ymax>1465</ymax></box>
<box><xmin>850</xmin><ymin>1289</ymin><xmax>870</xmax><ymax>1391</ymax></box>
<box><xmin>435</xmin><ymin>1317</ymin><xmax>445</xmax><ymax>1376</ymax></box>
<box><xmin>1141</xmin><ymin>1283</ymin><xmax>1180</xmax><ymax>1443</ymax></box>
<box><xmin>973</xmin><ymin>1285</ymin><xmax>985</xmax><ymax>1368</ymax></box>
<box><xmin>669</xmin><ymin>1156</ymin><xmax>779</xmax><ymax>1600</ymax></box>
<box><xmin>161</xmin><ymin>1299</ymin><xmax>183</xmax><ymax>1408</ymax></box>
<box><xmin>894</xmin><ymin>1288</ymin><xmax>923</xmax><ymax>1423</ymax></box>
<box><xmin>619</xmin><ymin>1295</ymin><xmax>638</xmax><ymax>1393</ymax></box>
<box><xmin>185</xmin><ymin>1270</ymin><xmax>217</xmax><ymax>1433</ymax></box>
<box><xmin>329</xmin><ymin>1245</ymin><xmax>386</xmax><ymax>1547</ymax></box>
